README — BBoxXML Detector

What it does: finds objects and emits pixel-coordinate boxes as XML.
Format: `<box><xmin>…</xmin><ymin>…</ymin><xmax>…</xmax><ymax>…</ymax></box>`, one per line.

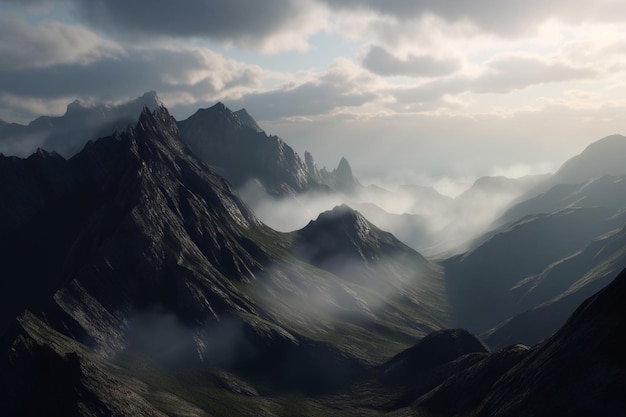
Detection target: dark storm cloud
<box><xmin>362</xmin><ymin>45</ymin><xmax>460</xmax><ymax>77</ymax></box>
<box><xmin>67</xmin><ymin>0</ymin><xmax>310</xmax><ymax>45</ymax></box>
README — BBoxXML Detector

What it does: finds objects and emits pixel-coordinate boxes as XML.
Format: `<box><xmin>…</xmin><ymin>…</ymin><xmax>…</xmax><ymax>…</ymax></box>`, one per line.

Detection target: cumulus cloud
<box><xmin>229</xmin><ymin>59</ymin><xmax>379</xmax><ymax>120</ymax></box>
<box><xmin>0</xmin><ymin>16</ymin><xmax>122</xmax><ymax>69</ymax></box>
<box><xmin>0</xmin><ymin>16</ymin><xmax>265</xmax><ymax>122</ymax></box>
<box><xmin>362</xmin><ymin>45</ymin><xmax>460</xmax><ymax>77</ymax></box>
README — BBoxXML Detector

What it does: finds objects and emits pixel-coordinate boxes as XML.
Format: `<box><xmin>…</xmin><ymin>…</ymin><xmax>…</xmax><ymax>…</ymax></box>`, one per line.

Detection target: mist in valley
<box><xmin>238</xmin><ymin>170</ymin><xmax>550</xmax><ymax>257</ymax></box>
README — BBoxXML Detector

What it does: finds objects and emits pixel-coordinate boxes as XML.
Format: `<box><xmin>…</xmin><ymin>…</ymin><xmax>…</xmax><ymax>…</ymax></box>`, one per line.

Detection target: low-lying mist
<box><xmin>238</xmin><ymin>175</ymin><xmax>547</xmax><ymax>257</ymax></box>
<box><xmin>122</xmin><ymin>306</ymin><xmax>256</xmax><ymax>369</ymax></box>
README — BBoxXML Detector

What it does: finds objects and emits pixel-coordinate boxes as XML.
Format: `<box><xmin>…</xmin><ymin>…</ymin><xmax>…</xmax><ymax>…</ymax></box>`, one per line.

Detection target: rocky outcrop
<box><xmin>178</xmin><ymin>102</ymin><xmax>318</xmax><ymax>196</ymax></box>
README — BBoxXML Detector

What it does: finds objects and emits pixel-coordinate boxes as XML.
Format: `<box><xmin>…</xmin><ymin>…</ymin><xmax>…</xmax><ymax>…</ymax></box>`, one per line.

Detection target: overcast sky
<box><xmin>2</xmin><ymin>0</ymin><xmax>626</xmax><ymax>189</ymax></box>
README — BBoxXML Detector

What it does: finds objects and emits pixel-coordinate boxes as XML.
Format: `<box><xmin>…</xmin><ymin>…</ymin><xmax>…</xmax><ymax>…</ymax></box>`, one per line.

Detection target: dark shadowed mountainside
<box><xmin>477</xmin><ymin>268</ymin><xmax>626</xmax><ymax>417</ymax></box>
<box><xmin>445</xmin><ymin>206</ymin><xmax>626</xmax><ymax>333</ymax></box>
<box><xmin>178</xmin><ymin>102</ymin><xmax>360</xmax><ymax>197</ymax></box>
<box><xmin>484</xmin><ymin>222</ymin><xmax>626</xmax><ymax>349</ymax></box>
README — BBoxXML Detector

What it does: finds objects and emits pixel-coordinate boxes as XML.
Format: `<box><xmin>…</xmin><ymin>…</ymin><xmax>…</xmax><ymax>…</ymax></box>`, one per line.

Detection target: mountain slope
<box><xmin>178</xmin><ymin>102</ymin><xmax>363</xmax><ymax>198</ymax></box>
<box><xmin>484</xmin><ymin>223</ymin><xmax>626</xmax><ymax>348</ymax></box>
<box><xmin>500</xmin><ymin>174</ymin><xmax>626</xmax><ymax>226</ymax></box>
<box><xmin>178</xmin><ymin>102</ymin><xmax>319</xmax><ymax>197</ymax></box>
<box><xmin>0</xmin><ymin>105</ymin><xmax>449</xmax><ymax>415</ymax></box>
<box><xmin>552</xmin><ymin>134</ymin><xmax>626</xmax><ymax>184</ymax></box>
<box><xmin>477</xmin><ymin>268</ymin><xmax>626</xmax><ymax>417</ymax></box>
<box><xmin>445</xmin><ymin>206</ymin><xmax>626</xmax><ymax>333</ymax></box>
<box><xmin>289</xmin><ymin>204</ymin><xmax>447</xmax><ymax>325</ymax></box>
<box><xmin>499</xmin><ymin>134</ymin><xmax>626</xmax><ymax>226</ymax></box>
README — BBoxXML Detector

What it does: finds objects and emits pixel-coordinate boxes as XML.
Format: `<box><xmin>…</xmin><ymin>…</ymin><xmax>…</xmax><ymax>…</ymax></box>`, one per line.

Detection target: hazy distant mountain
<box><xmin>445</xmin><ymin>136</ymin><xmax>626</xmax><ymax>336</ymax></box>
<box><xmin>0</xmin><ymin>105</ymin><xmax>450</xmax><ymax>415</ymax></box>
<box><xmin>456</xmin><ymin>174</ymin><xmax>549</xmax><ymax>203</ymax></box>
<box><xmin>484</xmin><ymin>223</ymin><xmax>626</xmax><ymax>349</ymax></box>
<box><xmin>319</xmin><ymin>156</ymin><xmax>361</xmax><ymax>193</ymax></box>
<box><xmin>500</xmin><ymin>134</ymin><xmax>626</xmax><ymax>224</ymax></box>
<box><xmin>350</xmin><ymin>202</ymin><xmax>434</xmax><ymax>252</ymax></box>
<box><xmin>500</xmin><ymin>174</ymin><xmax>626</xmax><ymax>225</ymax></box>
<box><xmin>0</xmin><ymin>91</ymin><xmax>162</xmax><ymax>157</ymax></box>
<box><xmin>398</xmin><ymin>183</ymin><xmax>454</xmax><ymax>209</ymax></box>
<box><xmin>445</xmin><ymin>206</ymin><xmax>626</xmax><ymax>333</ymax></box>
<box><xmin>552</xmin><ymin>134</ymin><xmax>626</xmax><ymax>184</ymax></box>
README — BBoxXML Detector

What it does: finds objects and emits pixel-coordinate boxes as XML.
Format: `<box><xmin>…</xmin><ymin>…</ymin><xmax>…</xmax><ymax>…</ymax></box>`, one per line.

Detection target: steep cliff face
<box><xmin>178</xmin><ymin>102</ymin><xmax>317</xmax><ymax>196</ymax></box>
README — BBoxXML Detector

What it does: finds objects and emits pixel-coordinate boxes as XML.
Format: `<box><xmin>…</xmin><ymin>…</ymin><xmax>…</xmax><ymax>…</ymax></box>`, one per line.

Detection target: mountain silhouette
<box><xmin>0</xmin><ymin>91</ymin><xmax>162</xmax><ymax>157</ymax></box>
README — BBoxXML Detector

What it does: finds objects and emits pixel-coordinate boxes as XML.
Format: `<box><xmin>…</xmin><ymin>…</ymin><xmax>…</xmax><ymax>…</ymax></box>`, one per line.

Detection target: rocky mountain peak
<box><xmin>234</xmin><ymin>108</ymin><xmax>264</xmax><ymax>132</ymax></box>
<box><xmin>190</xmin><ymin>102</ymin><xmax>248</xmax><ymax>130</ymax></box>
<box><xmin>312</xmin><ymin>204</ymin><xmax>370</xmax><ymax>237</ymax></box>
<box><xmin>135</xmin><ymin>90</ymin><xmax>162</xmax><ymax>108</ymax></box>
<box><xmin>319</xmin><ymin>156</ymin><xmax>361</xmax><ymax>193</ymax></box>
<box><xmin>337</xmin><ymin>157</ymin><xmax>352</xmax><ymax>174</ymax></box>
<box><xmin>294</xmin><ymin>203</ymin><xmax>429</xmax><ymax>271</ymax></box>
<box><xmin>134</xmin><ymin>105</ymin><xmax>179</xmax><ymax>139</ymax></box>
<box><xmin>66</xmin><ymin>99</ymin><xmax>84</xmax><ymax>114</ymax></box>
<box><xmin>304</xmin><ymin>150</ymin><xmax>321</xmax><ymax>181</ymax></box>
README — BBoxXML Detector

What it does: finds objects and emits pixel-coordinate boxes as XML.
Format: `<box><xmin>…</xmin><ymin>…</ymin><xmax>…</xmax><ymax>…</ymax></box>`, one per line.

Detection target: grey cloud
<box><xmin>229</xmin><ymin>80</ymin><xmax>377</xmax><ymax>120</ymax></box>
<box><xmin>362</xmin><ymin>45</ymin><xmax>460</xmax><ymax>77</ymax></box>
<box><xmin>0</xmin><ymin>47</ymin><xmax>261</xmax><ymax>122</ymax></box>
<box><xmin>65</xmin><ymin>0</ymin><xmax>311</xmax><ymax>46</ymax></box>
<box><xmin>0</xmin><ymin>16</ymin><xmax>121</xmax><ymax>70</ymax></box>
<box><xmin>473</xmin><ymin>55</ymin><xmax>595</xmax><ymax>93</ymax></box>
<box><xmin>393</xmin><ymin>55</ymin><xmax>595</xmax><ymax>104</ymax></box>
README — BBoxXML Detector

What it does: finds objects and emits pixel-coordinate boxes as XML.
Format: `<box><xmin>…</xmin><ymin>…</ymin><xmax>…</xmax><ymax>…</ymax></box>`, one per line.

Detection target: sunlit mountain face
<box><xmin>2</xmin><ymin>1</ymin><xmax>626</xmax><ymax>415</ymax></box>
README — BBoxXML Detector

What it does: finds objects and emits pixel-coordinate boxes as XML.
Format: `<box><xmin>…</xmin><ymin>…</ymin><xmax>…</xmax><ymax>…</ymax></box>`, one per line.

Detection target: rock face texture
<box><xmin>0</xmin><ymin>106</ymin><xmax>449</xmax><ymax>415</ymax></box>
<box><xmin>178</xmin><ymin>102</ymin><xmax>316</xmax><ymax>196</ymax></box>
<box><xmin>178</xmin><ymin>102</ymin><xmax>360</xmax><ymax>197</ymax></box>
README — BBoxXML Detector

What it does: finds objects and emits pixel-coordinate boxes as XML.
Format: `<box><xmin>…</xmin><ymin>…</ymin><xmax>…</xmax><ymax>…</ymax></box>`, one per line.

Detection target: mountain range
<box><xmin>0</xmin><ymin>91</ymin><xmax>162</xmax><ymax>158</ymax></box>
<box><xmin>1</xmin><ymin>93</ymin><xmax>625</xmax><ymax>416</ymax></box>
<box><xmin>0</xmin><ymin>105</ymin><xmax>450</xmax><ymax>415</ymax></box>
